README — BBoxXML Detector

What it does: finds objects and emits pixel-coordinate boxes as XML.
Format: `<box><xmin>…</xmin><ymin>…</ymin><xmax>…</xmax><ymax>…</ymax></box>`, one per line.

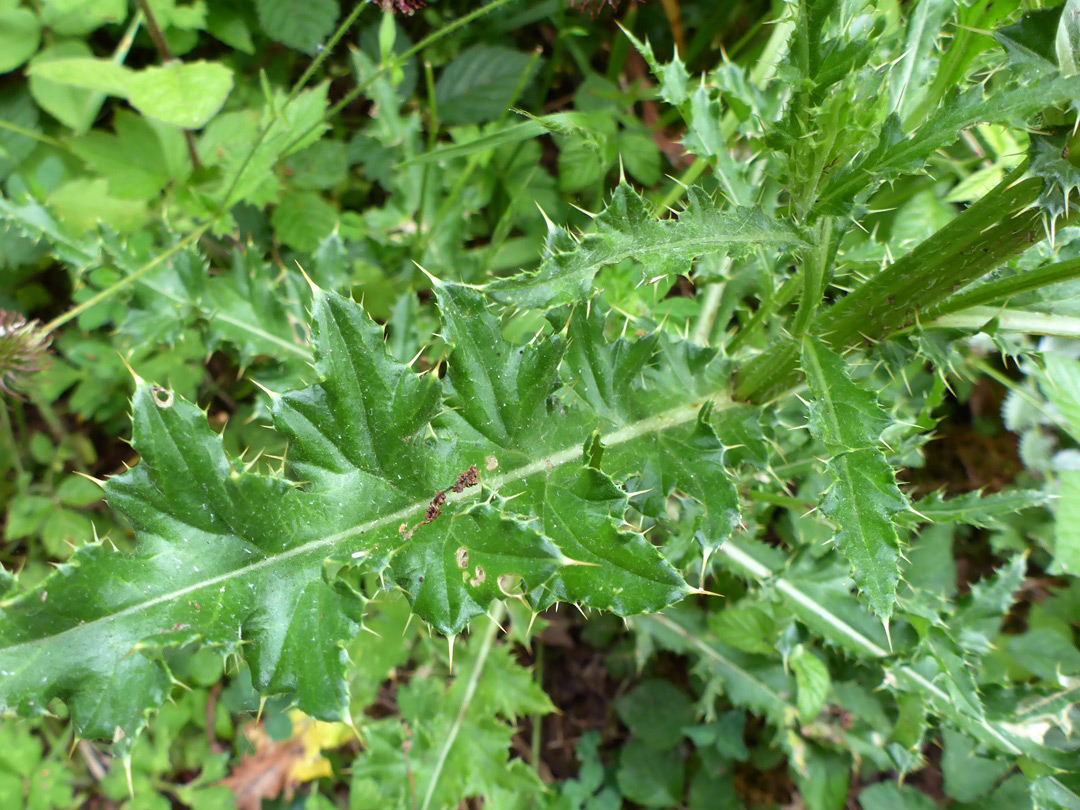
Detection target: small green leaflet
<box><xmin>801</xmin><ymin>338</ymin><xmax>908</xmax><ymax>619</ymax></box>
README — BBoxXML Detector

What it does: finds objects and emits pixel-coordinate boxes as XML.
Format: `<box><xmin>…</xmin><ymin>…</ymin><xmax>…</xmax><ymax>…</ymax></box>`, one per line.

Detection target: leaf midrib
<box><xmin>2</xmin><ymin>391</ymin><xmax>734</xmax><ymax>656</ymax></box>
<box><xmin>574</xmin><ymin>228</ymin><xmax>801</xmax><ymax>274</ymax></box>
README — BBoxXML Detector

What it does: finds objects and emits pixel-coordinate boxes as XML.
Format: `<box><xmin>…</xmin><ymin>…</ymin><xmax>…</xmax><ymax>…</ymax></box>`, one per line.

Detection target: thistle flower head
<box><xmin>0</xmin><ymin>311</ymin><xmax>50</xmax><ymax>398</ymax></box>
<box><xmin>372</xmin><ymin>0</ymin><xmax>424</xmax><ymax>14</ymax></box>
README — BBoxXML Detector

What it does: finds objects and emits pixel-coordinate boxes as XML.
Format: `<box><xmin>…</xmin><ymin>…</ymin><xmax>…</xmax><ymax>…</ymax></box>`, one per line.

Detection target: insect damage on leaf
<box><xmin>399</xmin><ymin>465</ymin><xmax>481</xmax><ymax>539</ymax></box>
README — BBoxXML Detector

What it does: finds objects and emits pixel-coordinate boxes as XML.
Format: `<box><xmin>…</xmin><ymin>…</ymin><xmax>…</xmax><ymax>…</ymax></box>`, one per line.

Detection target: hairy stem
<box><xmin>736</xmin><ymin>164</ymin><xmax>1047</xmax><ymax>401</ymax></box>
<box><xmin>924</xmin><ymin>255</ymin><xmax>1080</xmax><ymax>319</ymax></box>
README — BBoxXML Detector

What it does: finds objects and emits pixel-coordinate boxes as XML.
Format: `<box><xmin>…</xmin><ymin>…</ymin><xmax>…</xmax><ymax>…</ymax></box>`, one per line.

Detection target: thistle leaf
<box><xmin>904</xmin><ymin>489</ymin><xmax>1049</xmax><ymax>528</ymax></box>
<box><xmin>801</xmin><ymin>338</ymin><xmax>906</xmax><ymax>619</ymax></box>
<box><xmin>0</xmin><ymin>285</ymin><xmax>736</xmax><ymax>746</ymax></box>
<box><xmin>483</xmin><ymin>183</ymin><xmax>804</xmax><ymax>310</ymax></box>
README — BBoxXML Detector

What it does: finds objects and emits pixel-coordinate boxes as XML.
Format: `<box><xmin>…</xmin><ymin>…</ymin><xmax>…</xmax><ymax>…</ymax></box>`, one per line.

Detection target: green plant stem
<box><xmin>727</xmin><ymin>270</ymin><xmax>802</xmax><ymax>352</ymax></box>
<box><xmin>419</xmin><ymin>60</ymin><xmax>439</xmax><ymax>236</ymax></box>
<box><xmin>537</xmin><ymin>0</ymin><xmax>567</xmax><ymax>104</ymax></box>
<box><xmin>656</xmin><ymin>157</ymin><xmax>708</xmax><ymax>212</ymax></box>
<box><xmin>692</xmin><ymin>279</ymin><xmax>726</xmax><ymax>346</ymax></box>
<box><xmin>0</xmin><ymin>120</ymin><xmax>66</xmax><ymax>149</ymax></box>
<box><xmin>711</xmin><ymin>541</ymin><xmax>1033</xmax><ymax>756</ymax></box>
<box><xmin>421</xmin><ymin>47</ymin><xmax>540</xmax><ymax>252</ymax></box>
<box><xmin>0</xmin><ymin>399</ymin><xmax>23</xmax><ymax>479</ymax></box>
<box><xmin>736</xmin><ymin>163</ymin><xmax>1048</xmax><ymax>401</ymax></box>
<box><xmin>903</xmin><ymin>0</ymin><xmax>996</xmax><ymax>129</ymax></box>
<box><xmin>42</xmin><ymin>224</ymin><xmax>211</xmax><ymax>336</ymax></box>
<box><xmin>791</xmin><ymin>217</ymin><xmax>835</xmax><ymax>338</ymax></box>
<box><xmin>68</xmin><ymin>11</ymin><xmax>142</xmax><ymax>135</ymax></box>
<box><xmin>530</xmin><ymin>642</ymin><xmax>544</xmax><ymax>776</ymax></box>
<box><xmin>420</xmin><ymin>603</ymin><xmax>506</xmax><ymax>810</ymax></box>
<box><xmin>923</xmin><ymin>255</ymin><xmax>1080</xmax><ymax>319</ymax></box>
<box><xmin>134</xmin><ymin>0</ymin><xmax>201</xmax><ymax>170</ymax></box>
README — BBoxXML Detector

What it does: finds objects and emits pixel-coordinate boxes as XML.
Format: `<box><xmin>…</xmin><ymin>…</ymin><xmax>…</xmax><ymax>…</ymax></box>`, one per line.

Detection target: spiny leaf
<box><xmin>620</xmin><ymin>28</ymin><xmax>690</xmax><ymax>107</ymax></box>
<box><xmin>0</xmin><ymin>285</ymin><xmax>738</xmax><ymax>747</ymax></box>
<box><xmin>801</xmin><ymin>338</ymin><xmax>906</xmax><ymax>619</ymax></box>
<box><xmin>434</xmin><ymin>279</ymin><xmax>563</xmax><ymax>445</ymax></box>
<box><xmin>904</xmin><ymin>489</ymin><xmax>1049</xmax><ymax>528</ymax></box>
<box><xmin>0</xmin><ymin>195</ymin><xmax>100</xmax><ymax>272</ymax></box>
<box><xmin>821</xmin><ymin>450</ymin><xmax>905</xmax><ymax>619</ymax></box>
<box><xmin>816</xmin><ymin>73</ymin><xmax>1080</xmax><ymax>215</ymax></box>
<box><xmin>953</xmin><ymin>555</ymin><xmax>1027</xmax><ymax>654</ymax></box>
<box><xmin>483</xmin><ymin>183</ymin><xmax>804</xmax><ymax>310</ymax></box>
<box><xmin>801</xmin><ymin>337</ymin><xmax>890</xmax><ymax>451</ymax></box>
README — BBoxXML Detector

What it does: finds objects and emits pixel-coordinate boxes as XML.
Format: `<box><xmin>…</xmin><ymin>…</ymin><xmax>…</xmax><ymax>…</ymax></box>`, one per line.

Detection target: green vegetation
<box><xmin>1</xmin><ymin>0</ymin><xmax>1080</xmax><ymax>807</ymax></box>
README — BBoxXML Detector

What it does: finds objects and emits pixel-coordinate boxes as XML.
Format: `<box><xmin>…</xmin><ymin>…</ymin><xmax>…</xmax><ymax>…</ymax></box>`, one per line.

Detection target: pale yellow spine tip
<box><xmin>295</xmin><ymin>261</ymin><xmax>320</xmax><ymax>293</ymax></box>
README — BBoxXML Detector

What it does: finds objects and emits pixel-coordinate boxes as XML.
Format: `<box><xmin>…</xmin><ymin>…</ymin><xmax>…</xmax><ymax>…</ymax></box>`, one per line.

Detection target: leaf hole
<box><xmin>470</xmin><ymin>565</ymin><xmax>486</xmax><ymax>587</ymax></box>
<box><xmin>455</xmin><ymin>547</ymin><xmax>469</xmax><ymax>570</ymax></box>
<box><xmin>497</xmin><ymin>573</ymin><xmax>525</xmax><ymax>597</ymax></box>
<box><xmin>152</xmin><ymin>387</ymin><xmax>174</xmax><ymax>408</ymax></box>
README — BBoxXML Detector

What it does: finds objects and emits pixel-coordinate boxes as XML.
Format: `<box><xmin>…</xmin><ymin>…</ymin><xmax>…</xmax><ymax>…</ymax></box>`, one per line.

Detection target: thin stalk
<box><xmin>538</xmin><ymin>0</ymin><xmax>567</xmax><ymax>103</ymax></box>
<box><xmin>421</xmin><ymin>47</ymin><xmax>541</xmax><ymax>251</ymax></box>
<box><xmin>656</xmin><ymin>157</ymin><xmax>708</xmax><ymax>213</ymax></box>
<box><xmin>0</xmin><ymin>120</ymin><xmax>66</xmax><ymax>149</ymax></box>
<box><xmin>219</xmin><ymin>1</ymin><xmax>371</xmax><ymax>211</ymax></box>
<box><xmin>744</xmin><ymin>490</ymin><xmax>814</xmax><ymax>510</ymax></box>
<box><xmin>420</xmin><ymin>603</ymin><xmax>506</xmax><ymax>810</ymax></box>
<box><xmin>69</xmin><ymin>11</ymin><xmax>142</xmax><ymax>134</ymax></box>
<box><xmin>711</xmin><ymin>540</ymin><xmax>1044</xmax><ymax>760</ymax></box>
<box><xmin>296</xmin><ymin>0</ymin><xmax>521</xmax><ymax>156</ymax></box>
<box><xmin>692</xmin><ymin>280</ymin><xmax>725</xmax><ymax>346</ymax></box>
<box><xmin>0</xmin><ymin>400</ymin><xmax>23</xmax><ymax>479</ymax></box>
<box><xmin>42</xmin><ymin>224</ymin><xmax>211</xmax><ymax>336</ymax></box>
<box><xmin>135</xmin><ymin>0</ymin><xmax>201</xmax><ymax>170</ymax></box>
<box><xmin>418</xmin><ymin>61</ymin><xmax>438</xmax><ymax>237</ymax></box>
<box><xmin>727</xmin><ymin>271</ymin><xmax>801</xmax><ymax>352</ymax></box>
<box><xmin>903</xmin><ymin>0</ymin><xmax>996</xmax><ymax>129</ymax></box>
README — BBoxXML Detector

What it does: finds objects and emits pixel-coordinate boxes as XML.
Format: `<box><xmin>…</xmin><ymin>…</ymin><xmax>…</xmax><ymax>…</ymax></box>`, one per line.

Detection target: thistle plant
<box><xmin>1</xmin><ymin>0</ymin><xmax>1080</xmax><ymax>808</ymax></box>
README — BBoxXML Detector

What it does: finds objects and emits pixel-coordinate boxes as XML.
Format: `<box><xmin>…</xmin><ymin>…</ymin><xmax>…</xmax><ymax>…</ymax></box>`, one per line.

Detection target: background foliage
<box><xmin>2</xmin><ymin>0</ymin><xmax>1080</xmax><ymax>808</ymax></box>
